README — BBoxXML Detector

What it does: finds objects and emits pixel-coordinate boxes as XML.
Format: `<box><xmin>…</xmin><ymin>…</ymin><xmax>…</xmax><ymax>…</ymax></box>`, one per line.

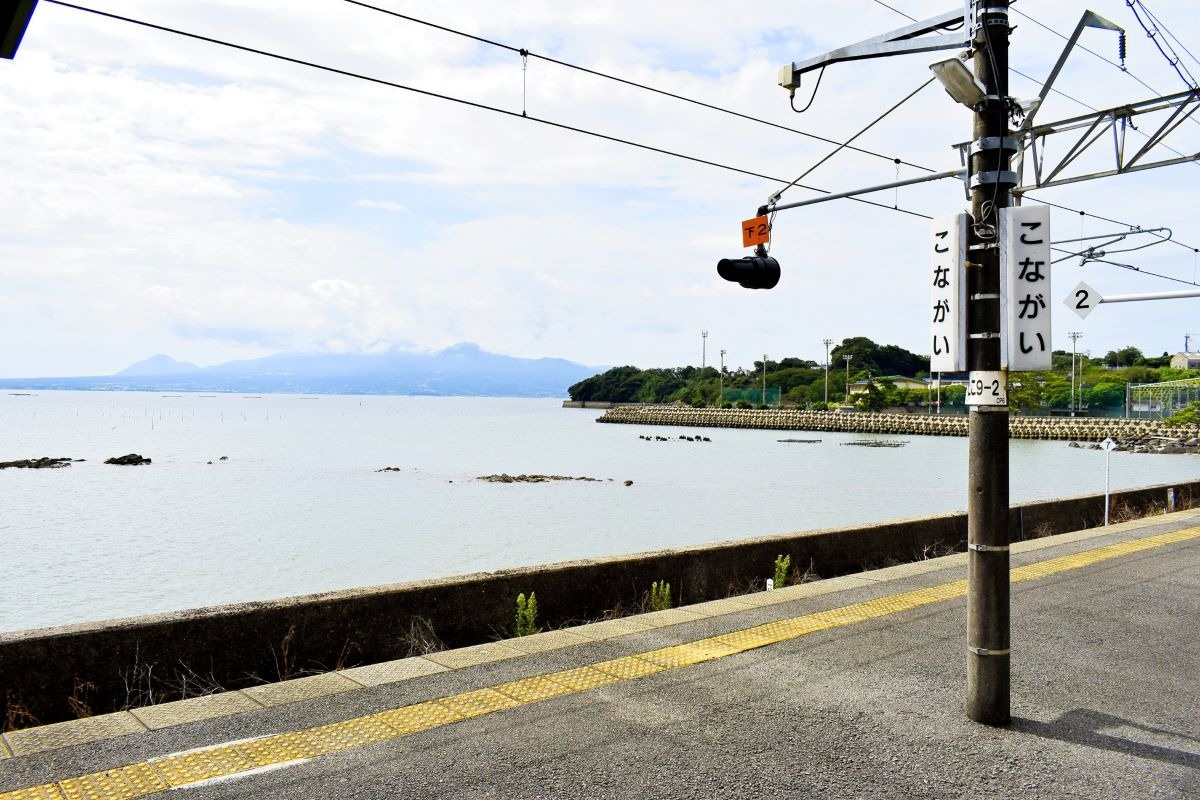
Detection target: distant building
<box><xmin>1170</xmin><ymin>352</ymin><xmax>1200</xmax><ymax>370</ymax></box>
<box><xmin>848</xmin><ymin>375</ymin><xmax>930</xmax><ymax>395</ymax></box>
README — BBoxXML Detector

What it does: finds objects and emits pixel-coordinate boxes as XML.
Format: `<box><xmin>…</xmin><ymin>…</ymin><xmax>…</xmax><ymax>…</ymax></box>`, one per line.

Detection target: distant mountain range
<box><xmin>0</xmin><ymin>343</ymin><xmax>603</xmax><ymax>398</ymax></box>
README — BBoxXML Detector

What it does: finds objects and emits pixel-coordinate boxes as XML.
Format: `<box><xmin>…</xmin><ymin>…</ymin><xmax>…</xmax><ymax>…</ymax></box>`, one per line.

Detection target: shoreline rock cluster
<box><xmin>598</xmin><ymin>405</ymin><xmax>1200</xmax><ymax>453</ymax></box>
<box><xmin>0</xmin><ymin>457</ymin><xmax>78</xmax><ymax>469</ymax></box>
<box><xmin>104</xmin><ymin>453</ymin><xmax>152</xmax><ymax>465</ymax></box>
<box><xmin>478</xmin><ymin>473</ymin><xmax>606</xmax><ymax>483</ymax></box>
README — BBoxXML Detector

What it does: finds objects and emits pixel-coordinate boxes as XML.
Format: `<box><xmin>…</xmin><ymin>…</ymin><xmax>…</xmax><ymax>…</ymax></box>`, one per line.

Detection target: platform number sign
<box><xmin>1001</xmin><ymin>205</ymin><xmax>1052</xmax><ymax>371</ymax></box>
<box><xmin>930</xmin><ymin>213</ymin><xmax>967</xmax><ymax>372</ymax></box>
<box><xmin>1067</xmin><ymin>281</ymin><xmax>1099</xmax><ymax>319</ymax></box>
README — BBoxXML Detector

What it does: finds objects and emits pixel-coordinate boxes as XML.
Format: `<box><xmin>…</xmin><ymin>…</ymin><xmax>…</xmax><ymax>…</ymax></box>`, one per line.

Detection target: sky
<box><xmin>2</xmin><ymin>0</ymin><xmax>1199</xmax><ymax>377</ymax></box>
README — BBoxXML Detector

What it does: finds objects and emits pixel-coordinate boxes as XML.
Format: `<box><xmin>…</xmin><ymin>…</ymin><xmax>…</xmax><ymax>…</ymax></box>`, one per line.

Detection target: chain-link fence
<box><xmin>721</xmin><ymin>387</ymin><xmax>781</xmax><ymax>406</ymax></box>
<box><xmin>1129</xmin><ymin>378</ymin><xmax>1200</xmax><ymax>419</ymax></box>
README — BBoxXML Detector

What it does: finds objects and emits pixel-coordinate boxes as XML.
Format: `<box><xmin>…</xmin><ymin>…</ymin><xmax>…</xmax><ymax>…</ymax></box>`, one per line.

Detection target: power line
<box><xmin>1139</xmin><ymin>2</ymin><xmax>1200</xmax><ymax>74</ymax></box>
<box><xmin>868</xmin><ymin>0</ymin><xmax>1200</xmax><ymax>261</ymax></box>
<box><xmin>341</xmin><ymin>0</ymin><xmax>936</xmax><ymax>174</ymax></box>
<box><xmin>349</xmin><ymin>0</ymin><xmax>1200</xmax><ymax>260</ymax></box>
<box><xmin>41</xmin><ymin>0</ymin><xmax>936</xmax><ymax>221</ymax></box>
<box><xmin>42</xmin><ymin>0</ymin><xmax>1200</xmax><ymax>273</ymax></box>
<box><xmin>1008</xmin><ymin>6</ymin><xmax>1166</xmax><ymax>97</ymax></box>
<box><xmin>1125</xmin><ymin>0</ymin><xmax>1198</xmax><ymax>90</ymax></box>
<box><xmin>870</xmin><ymin>0</ymin><xmax>916</xmax><ymax>23</ymax></box>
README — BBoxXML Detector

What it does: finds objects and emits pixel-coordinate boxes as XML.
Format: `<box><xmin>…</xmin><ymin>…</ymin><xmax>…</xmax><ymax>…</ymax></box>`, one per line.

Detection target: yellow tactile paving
<box><xmin>590</xmin><ymin>656</ymin><xmax>667</xmax><ymax>681</ymax></box>
<box><xmin>712</xmin><ymin>628</ymin><xmax>790</xmax><ymax>651</ymax></box>
<box><xmin>636</xmin><ymin>644</ymin><xmax>719</xmax><ymax>669</ymax></box>
<box><xmin>299</xmin><ymin>717</ymin><xmax>400</xmax><ymax>753</ymax></box>
<box><xmin>4</xmin><ymin>524</ymin><xmax>1198</xmax><ymax>800</ymax></box>
<box><xmin>433</xmin><ymin>689</ymin><xmax>520</xmax><ymax>720</ymax></box>
<box><xmin>493</xmin><ymin>675</ymin><xmax>579</xmax><ymax>704</ymax></box>
<box><xmin>374</xmin><ymin>701</ymin><xmax>462</xmax><ymax>735</ymax></box>
<box><xmin>0</xmin><ymin>784</ymin><xmax>65</xmax><ymax>800</ymax></box>
<box><xmin>148</xmin><ymin>746</ymin><xmax>253</xmax><ymax>788</ymax></box>
<box><xmin>233</xmin><ymin>732</ymin><xmax>321</xmax><ymax>767</ymax></box>
<box><xmin>58</xmin><ymin>763</ymin><xmax>165</xmax><ymax>800</ymax></box>
<box><xmin>544</xmin><ymin>666</ymin><xmax>623</xmax><ymax>693</ymax></box>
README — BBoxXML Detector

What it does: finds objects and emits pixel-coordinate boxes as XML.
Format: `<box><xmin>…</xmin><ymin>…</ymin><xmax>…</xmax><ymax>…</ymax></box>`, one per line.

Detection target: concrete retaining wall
<box><xmin>596</xmin><ymin>405</ymin><xmax>1199</xmax><ymax>441</ymax></box>
<box><xmin>2</xmin><ymin>481</ymin><xmax>1197</xmax><ymax>728</ymax></box>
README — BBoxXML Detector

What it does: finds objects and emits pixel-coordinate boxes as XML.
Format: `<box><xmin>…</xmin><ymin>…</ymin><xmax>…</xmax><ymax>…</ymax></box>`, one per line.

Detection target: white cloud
<box><xmin>354</xmin><ymin>200</ymin><xmax>407</xmax><ymax>213</ymax></box>
<box><xmin>1</xmin><ymin>0</ymin><xmax>1199</xmax><ymax>376</ymax></box>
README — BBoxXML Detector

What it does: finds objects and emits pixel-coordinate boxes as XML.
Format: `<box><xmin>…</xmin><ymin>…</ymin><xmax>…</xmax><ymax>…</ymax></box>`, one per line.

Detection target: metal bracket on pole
<box><xmin>968</xmin><ymin>646</ymin><xmax>1011</xmax><ymax>656</ymax></box>
<box><xmin>763</xmin><ymin>169</ymin><xmax>966</xmax><ymax>215</ymax></box>
<box><xmin>1022</xmin><ymin>10</ymin><xmax>1125</xmax><ymax>132</ymax></box>
<box><xmin>778</xmin><ymin>6</ymin><xmax>972</xmax><ymax>90</ymax></box>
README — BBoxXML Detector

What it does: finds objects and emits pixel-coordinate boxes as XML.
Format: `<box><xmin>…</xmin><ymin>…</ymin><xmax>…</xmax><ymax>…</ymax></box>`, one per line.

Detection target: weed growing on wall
<box><xmin>773</xmin><ymin>555</ymin><xmax>791</xmax><ymax>589</ymax></box>
<box><xmin>515</xmin><ymin>592</ymin><xmax>539</xmax><ymax>637</ymax></box>
<box><xmin>649</xmin><ymin>581</ymin><xmax>672</xmax><ymax>611</ymax></box>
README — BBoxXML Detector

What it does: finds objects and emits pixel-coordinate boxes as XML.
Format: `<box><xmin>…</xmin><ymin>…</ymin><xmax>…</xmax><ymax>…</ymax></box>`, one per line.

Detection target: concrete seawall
<box><xmin>2</xmin><ymin>480</ymin><xmax>1197</xmax><ymax>729</ymax></box>
<box><xmin>595</xmin><ymin>405</ymin><xmax>1200</xmax><ymax>442</ymax></box>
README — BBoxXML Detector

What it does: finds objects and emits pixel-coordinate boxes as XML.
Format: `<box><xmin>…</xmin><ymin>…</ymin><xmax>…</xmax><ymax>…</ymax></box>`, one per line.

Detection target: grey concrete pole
<box><xmin>966</xmin><ymin>0</ymin><xmax>1012</xmax><ymax>727</ymax></box>
<box><xmin>823</xmin><ymin>338</ymin><xmax>833</xmax><ymax>407</ymax></box>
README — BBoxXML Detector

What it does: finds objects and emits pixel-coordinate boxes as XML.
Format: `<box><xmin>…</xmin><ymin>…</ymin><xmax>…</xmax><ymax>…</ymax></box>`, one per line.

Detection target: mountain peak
<box><xmin>116</xmin><ymin>354</ymin><xmax>200</xmax><ymax>376</ymax></box>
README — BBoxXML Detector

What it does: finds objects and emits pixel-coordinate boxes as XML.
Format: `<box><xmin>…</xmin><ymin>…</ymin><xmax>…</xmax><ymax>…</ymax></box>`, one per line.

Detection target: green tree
<box><xmin>1103</xmin><ymin>346</ymin><xmax>1144</xmax><ymax>367</ymax></box>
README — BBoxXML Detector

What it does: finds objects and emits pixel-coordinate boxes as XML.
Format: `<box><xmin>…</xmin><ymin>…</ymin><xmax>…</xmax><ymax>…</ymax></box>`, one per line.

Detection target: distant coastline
<box><xmin>0</xmin><ymin>342</ymin><xmax>603</xmax><ymax>399</ymax></box>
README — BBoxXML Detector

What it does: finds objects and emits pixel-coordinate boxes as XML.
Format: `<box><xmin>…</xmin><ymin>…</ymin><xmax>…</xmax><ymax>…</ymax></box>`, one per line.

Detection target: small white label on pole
<box><xmin>1067</xmin><ymin>281</ymin><xmax>1100</xmax><ymax>319</ymax></box>
<box><xmin>1101</xmin><ymin>437</ymin><xmax>1117</xmax><ymax>452</ymax></box>
<box><xmin>930</xmin><ymin>213</ymin><xmax>967</xmax><ymax>372</ymax></box>
<box><xmin>965</xmin><ymin>370</ymin><xmax>1007</xmax><ymax>406</ymax></box>
<box><xmin>1001</xmin><ymin>205</ymin><xmax>1052</xmax><ymax>371</ymax></box>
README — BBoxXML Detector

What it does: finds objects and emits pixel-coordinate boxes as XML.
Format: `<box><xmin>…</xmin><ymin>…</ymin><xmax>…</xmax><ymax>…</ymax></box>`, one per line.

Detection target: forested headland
<box><xmin>568</xmin><ymin>337</ymin><xmax>1197</xmax><ymax>416</ymax></box>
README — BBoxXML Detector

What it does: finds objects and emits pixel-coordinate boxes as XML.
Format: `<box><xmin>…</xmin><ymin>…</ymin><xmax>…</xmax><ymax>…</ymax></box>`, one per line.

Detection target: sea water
<box><xmin>2</xmin><ymin>391</ymin><xmax>1196</xmax><ymax>632</ymax></box>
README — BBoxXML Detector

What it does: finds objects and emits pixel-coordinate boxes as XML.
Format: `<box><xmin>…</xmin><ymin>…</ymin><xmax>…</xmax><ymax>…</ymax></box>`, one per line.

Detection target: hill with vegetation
<box><xmin>568</xmin><ymin>338</ymin><xmax>1195</xmax><ymax>414</ymax></box>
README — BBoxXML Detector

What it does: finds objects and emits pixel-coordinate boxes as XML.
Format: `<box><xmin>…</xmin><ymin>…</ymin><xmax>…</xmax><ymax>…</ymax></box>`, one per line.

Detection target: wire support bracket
<box><xmin>967</xmin><ymin>543</ymin><xmax>1010</xmax><ymax>552</ymax></box>
<box><xmin>968</xmin><ymin>645</ymin><xmax>1011</xmax><ymax>656</ymax></box>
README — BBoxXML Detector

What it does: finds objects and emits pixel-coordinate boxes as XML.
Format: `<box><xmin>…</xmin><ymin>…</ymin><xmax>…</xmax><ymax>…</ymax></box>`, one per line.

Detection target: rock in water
<box><xmin>0</xmin><ymin>457</ymin><xmax>74</xmax><ymax>469</ymax></box>
<box><xmin>105</xmin><ymin>453</ymin><xmax>152</xmax><ymax>465</ymax></box>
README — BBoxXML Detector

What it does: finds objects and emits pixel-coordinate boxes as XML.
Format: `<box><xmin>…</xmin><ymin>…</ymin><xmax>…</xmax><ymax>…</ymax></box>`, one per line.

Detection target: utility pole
<box><xmin>965</xmin><ymin>0</ymin><xmax>1013</xmax><ymax>727</ymax></box>
<box><xmin>843</xmin><ymin>354</ymin><xmax>852</xmax><ymax>402</ymax></box>
<box><xmin>719</xmin><ymin>349</ymin><xmax>726</xmax><ymax>405</ymax></box>
<box><xmin>823</xmin><ymin>338</ymin><xmax>834</xmax><ymax>408</ymax></box>
<box><xmin>701</xmin><ymin>330</ymin><xmax>708</xmax><ymax>369</ymax></box>
<box><xmin>1069</xmin><ymin>331</ymin><xmax>1083</xmax><ymax>417</ymax></box>
<box><xmin>762</xmin><ymin>355</ymin><xmax>768</xmax><ymax>405</ymax></box>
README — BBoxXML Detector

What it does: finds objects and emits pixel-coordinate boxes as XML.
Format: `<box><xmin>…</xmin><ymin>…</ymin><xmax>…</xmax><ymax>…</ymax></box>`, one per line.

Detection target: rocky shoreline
<box><xmin>597</xmin><ymin>406</ymin><xmax>1200</xmax><ymax>455</ymax></box>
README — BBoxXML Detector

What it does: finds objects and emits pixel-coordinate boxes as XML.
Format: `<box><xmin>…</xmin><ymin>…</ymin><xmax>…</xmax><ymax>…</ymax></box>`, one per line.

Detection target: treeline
<box><xmin>569</xmin><ymin>338</ymin><xmax>1195</xmax><ymax>413</ymax></box>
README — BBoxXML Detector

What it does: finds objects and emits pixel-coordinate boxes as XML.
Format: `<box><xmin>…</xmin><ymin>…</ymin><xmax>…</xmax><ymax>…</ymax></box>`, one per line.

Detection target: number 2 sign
<box><xmin>1066</xmin><ymin>280</ymin><xmax>1100</xmax><ymax>319</ymax></box>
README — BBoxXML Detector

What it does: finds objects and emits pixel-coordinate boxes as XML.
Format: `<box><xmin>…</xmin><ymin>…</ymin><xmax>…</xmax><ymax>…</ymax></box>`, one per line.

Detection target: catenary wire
<box><xmin>769</xmin><ymin>77</ymin><xmax>935</xmax><ymax>204</ymax></box>
<box><xmin>45</xmin><ymin>0</ymin><xmax>1200</xmax><ymax>270</ymax></box>
<box><xmin>872</xmin><ymin>0</ymin><xmax>1200</xmax><ymax>259</ymax></box>
<box><xmin>340</xmin><ymin>0</ymin><xmax>935</xmax><ymax>173</ymax></box>
<box><xmin>1125</xmin><ymin>0</ymin><xmax>1198</xmax><ymax>89</ymax></box>
<box><xmin>42</xmin><ymin>0</ymin><xmax>938</xmax><ymax>221</ymax></box>
<box><xmin>1139</xmin><ymin>2</ymin><xmax>1200</xmax><ymax>74</ymax></box>
<box><xmin>356</xmin><ymin>0</ymin><xmax>1200</xmax><ymax>257</ymax></box>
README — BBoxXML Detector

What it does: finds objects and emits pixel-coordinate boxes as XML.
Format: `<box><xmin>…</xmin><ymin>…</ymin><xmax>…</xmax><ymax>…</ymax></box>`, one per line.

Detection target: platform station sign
<box><xmin>1001</xmin><ymin>205</ymin><xmax>1052</xmax><ymax>371</ymax></box>
<box><xmin>930</xmin><ymin>213</ymin><xmax>967</xmax><ymax>373</ymax></box>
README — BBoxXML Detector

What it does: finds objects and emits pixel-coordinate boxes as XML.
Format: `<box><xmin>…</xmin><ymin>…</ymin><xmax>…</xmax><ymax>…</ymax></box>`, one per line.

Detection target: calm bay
<box><xmin>3</xmin><ymin>391</ymin><xmax>1197</xmax><ymax>633</ymax></box>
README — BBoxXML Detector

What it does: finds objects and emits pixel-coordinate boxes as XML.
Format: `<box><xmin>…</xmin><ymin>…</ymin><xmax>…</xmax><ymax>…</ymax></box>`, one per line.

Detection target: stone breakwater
<box><xmin>597</xmin><ymin>405</ymin><xmax>1200</xmax><ymax>448</ymax></box>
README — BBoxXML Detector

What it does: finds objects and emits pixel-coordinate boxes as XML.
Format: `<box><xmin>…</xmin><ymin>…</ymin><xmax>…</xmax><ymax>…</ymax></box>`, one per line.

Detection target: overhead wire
<box><xmin>341</xmin><ymin>0</ymin><xmax>935</xmax><ymax>174</ymax></box>
<box><xmin>871</xmin><ymin>0</ymin><xmax>1200</xmax><ymax>265</ymax></box>
<box><xmin>1139</xmin><ymin>2</ymin><xmax>1200</xmax><ymax>74</ymax></box>
<box><xmin>44</xmin><ymin>0</ymin><xmax>1200</xmax><ymax>267</ymax></box>
<box><xmin>1124</xmin><ymin>0</ymin><xmax>1199</xmax><ymax>89</ymax></box>
<box><xmin>41</xmin><ymin>0</ymin><xmax>937</xmax><ymax>221</ymax></box>
<box><xmin>345</xmin><ymin>0</ymin><xmax>1199</xmax><ymax>249</ymax></box>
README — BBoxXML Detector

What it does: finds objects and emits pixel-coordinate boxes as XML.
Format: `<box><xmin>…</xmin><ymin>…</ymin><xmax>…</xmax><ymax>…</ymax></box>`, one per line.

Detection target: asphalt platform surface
<box><xmin>2</xmin><ymin>510</ymin><xmax>1198</xmax><ymax>799</ymax></box>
